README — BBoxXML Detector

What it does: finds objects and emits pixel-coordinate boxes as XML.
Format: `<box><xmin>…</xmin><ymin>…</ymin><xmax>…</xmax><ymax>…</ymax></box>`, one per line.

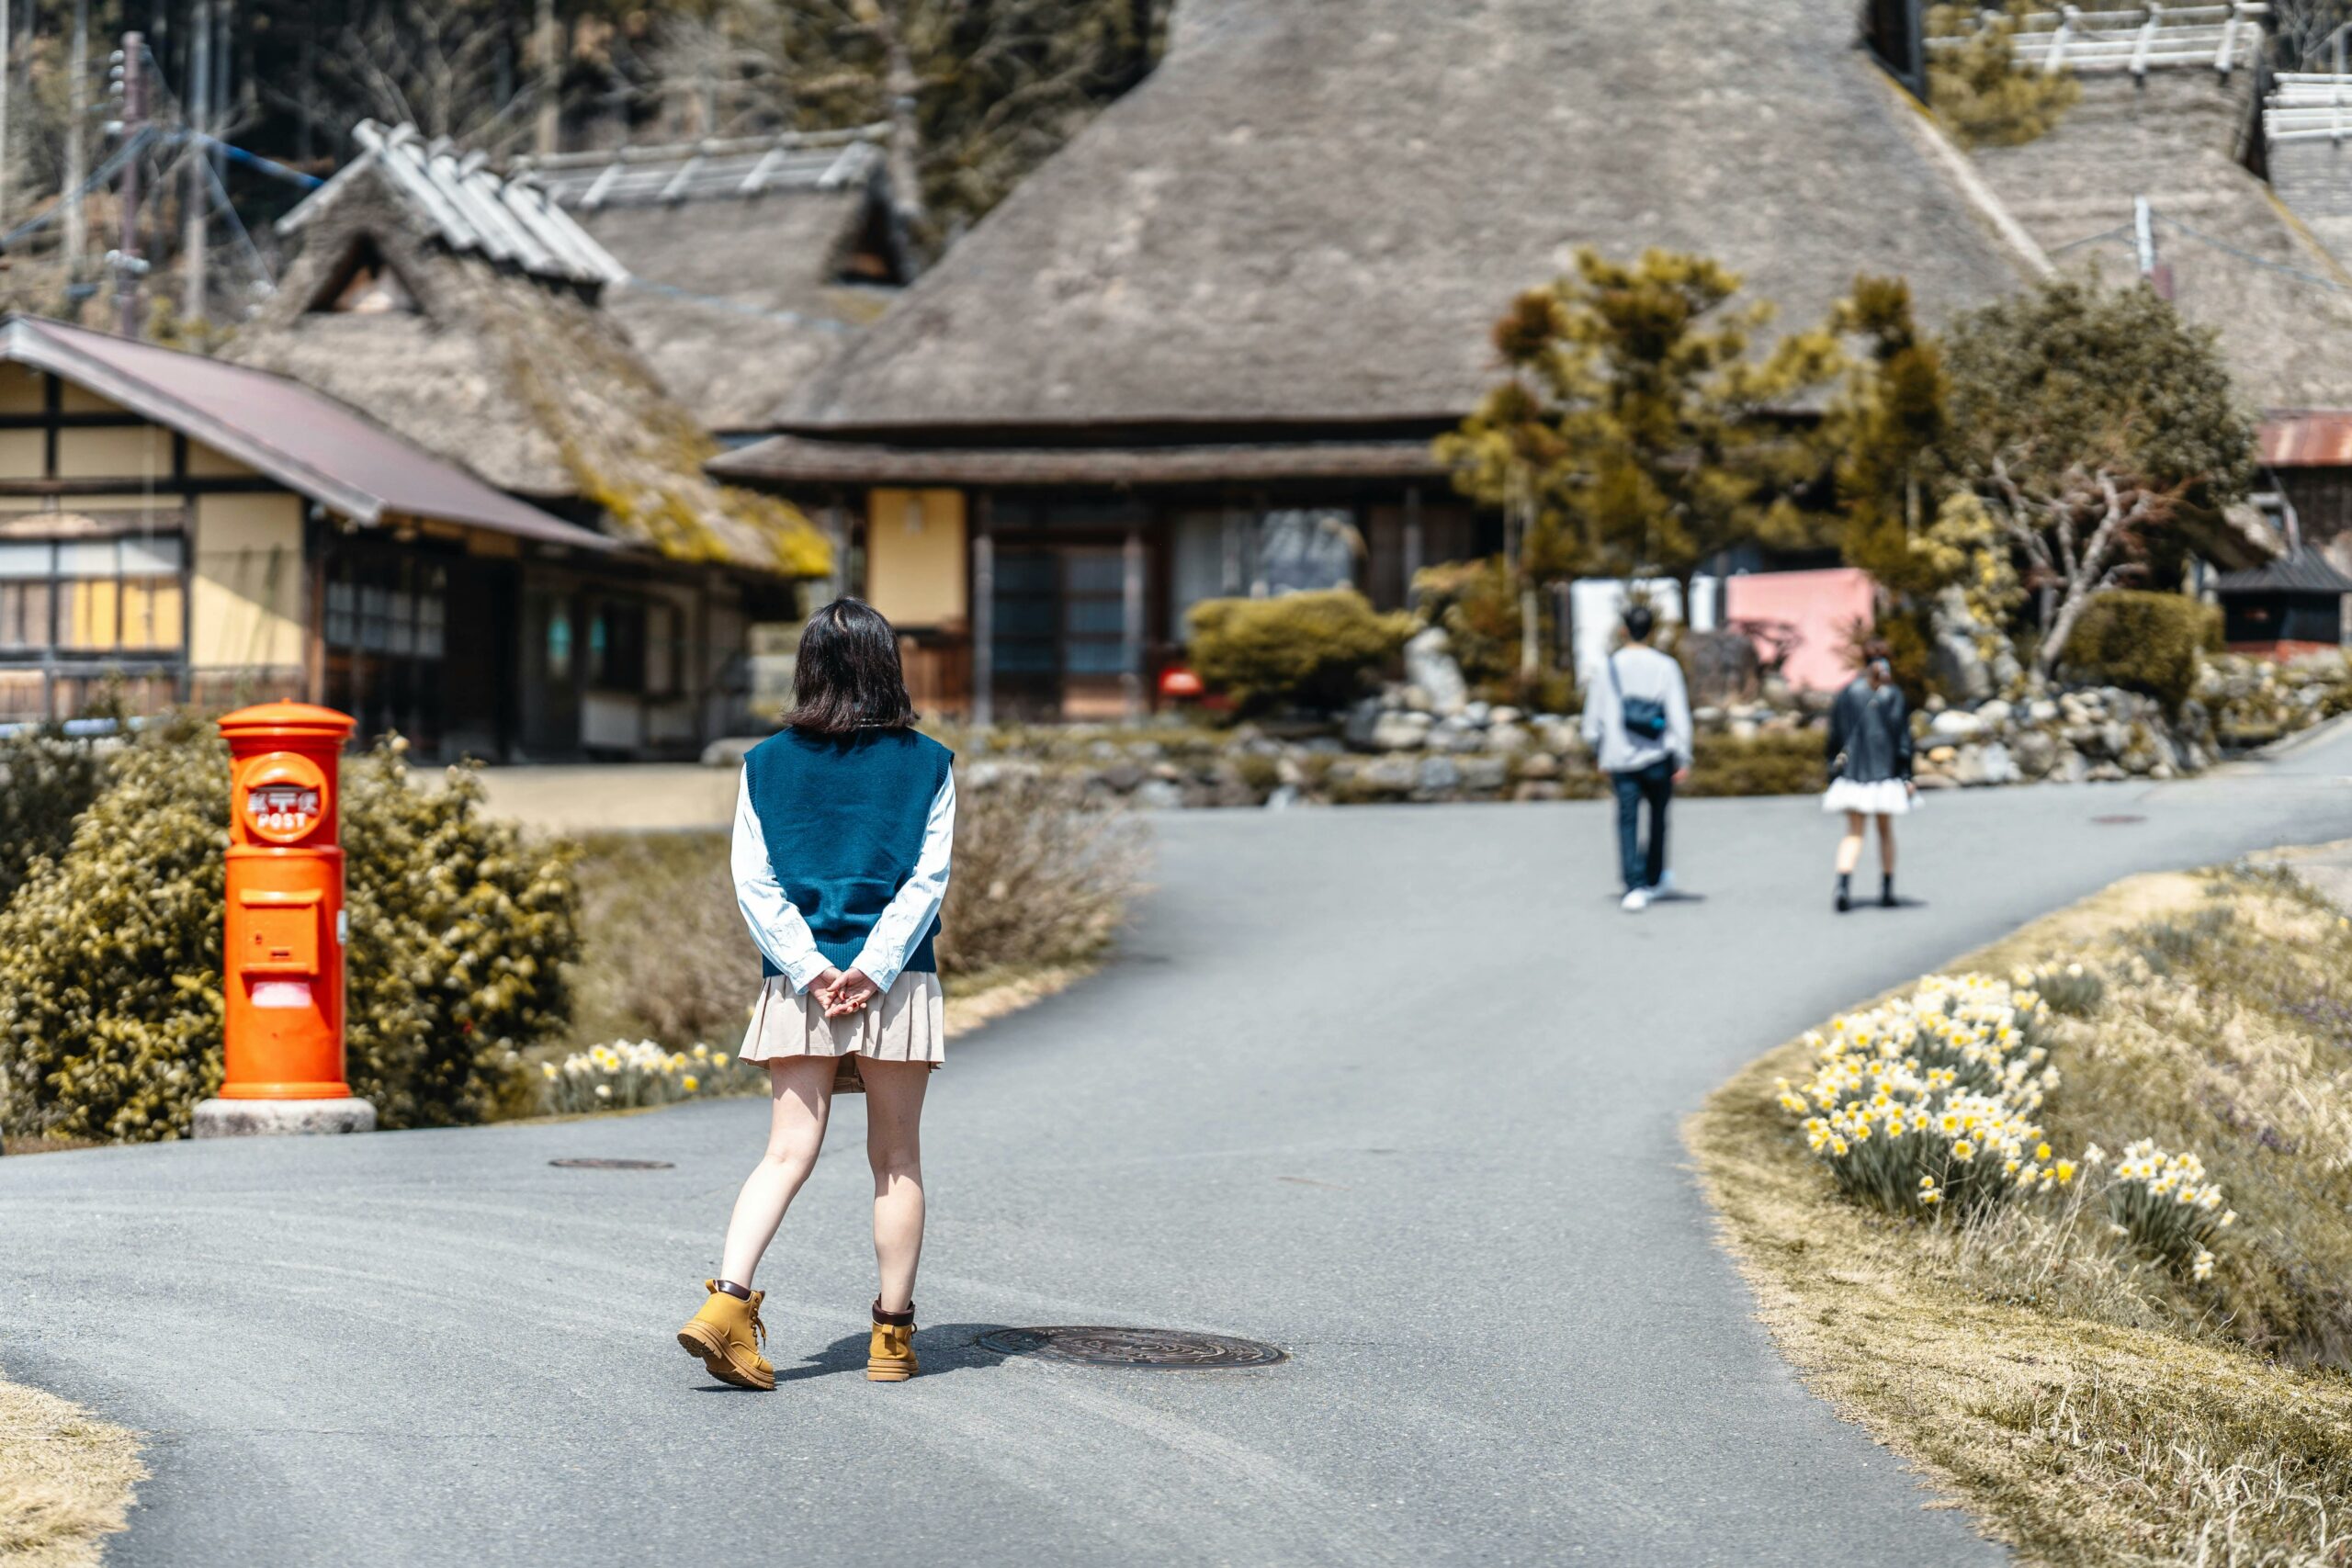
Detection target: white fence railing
<box><xmin>1924</xmin><ymin>3</ymin><xmax>2269</xmax><ymax>76</ymax></box>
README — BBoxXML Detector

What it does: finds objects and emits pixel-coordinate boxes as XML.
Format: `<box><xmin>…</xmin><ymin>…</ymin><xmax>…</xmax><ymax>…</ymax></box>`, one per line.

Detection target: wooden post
<box><xmin>970</xmin><ymin>494</ymin><xmax>994</xmax><ymax>728</ymax></box>
<box><xmin>1122</xmin><ymin>523</ymin><xmax>1146</xmax><ymax>720</ymax></box>
<box><xmin>1403</xmin><ymin>483</ymin><xmax>1425</xmax><ymax>606</ymax></box>
<box><xmin>1220</xmin><ymin>499</ymin><xmax>1244</xmax><ymax>595</ymax></box>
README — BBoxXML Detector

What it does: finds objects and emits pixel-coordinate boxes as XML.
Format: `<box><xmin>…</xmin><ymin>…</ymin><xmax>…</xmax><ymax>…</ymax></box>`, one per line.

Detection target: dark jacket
<box><xmin>1826</xmin><ymin>677</ymin><xmax>1912</xmax><ymax>784</ymax></box>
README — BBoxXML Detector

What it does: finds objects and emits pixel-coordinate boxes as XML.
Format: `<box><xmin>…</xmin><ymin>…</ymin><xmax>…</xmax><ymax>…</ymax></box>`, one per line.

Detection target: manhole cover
<box><xmin>976</xmin><ymin>1326</ymin><xmax>1286</xmax><ymax>1369</ymax></box>
<box><xmin>2092</xmin><ymin>814</ymin><xmax>2147</xmax><ymax>826</ymax></box>
<box><xmin>548</xmin><ymin>1157</ymin><xmax>673</xmax><ymax>1170</ymax></box>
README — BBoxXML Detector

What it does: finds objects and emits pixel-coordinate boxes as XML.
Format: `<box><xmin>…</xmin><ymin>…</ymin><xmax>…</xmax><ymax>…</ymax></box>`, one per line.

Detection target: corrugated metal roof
<box><xmin>2214</xmin><ymin>547</ymin><xmax>2352</xmax><ymax>593</ymax></box>
<box><xmin>279</xmin><ymin>122</ymin><xmax>628</xmax><ymax>288</ymax></box>
<box><xmin>2</xmin><ymin>315</ymin><xmax>616</xmax><ymax>550</ymax></box>
<box><xmin>2261</xmin><ymin>412</ymin><xmax>2352</xmax><ymax>466</ymax></box>
<box><xmin>518</xmin><ymin>128</ymin><xmax>889</xmax><ymax>211</ymax></box>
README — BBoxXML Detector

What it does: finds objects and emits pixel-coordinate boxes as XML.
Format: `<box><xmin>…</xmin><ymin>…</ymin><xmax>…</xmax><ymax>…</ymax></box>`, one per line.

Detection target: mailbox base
<box><xmin>192</xmin><ymin>1096</ymin><xmax>377</xmax><ymax>1139</ymax></box>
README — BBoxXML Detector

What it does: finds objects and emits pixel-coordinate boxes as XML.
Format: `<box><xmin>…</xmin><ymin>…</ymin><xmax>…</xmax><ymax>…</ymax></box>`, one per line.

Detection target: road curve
<box><xmin>5</xmin><ymin>728</ymin><xmax>2349</xmax><ymax>1567</ymax></box>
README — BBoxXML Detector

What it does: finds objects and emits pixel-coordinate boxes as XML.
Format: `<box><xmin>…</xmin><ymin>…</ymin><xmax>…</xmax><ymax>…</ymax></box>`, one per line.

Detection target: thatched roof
<box><xmin>227</xmin><ymin>134</ymin><xmax>827</xmax><ymax>576</ymax></box>
<box><xmin>769</xmin><ymin>0</ymin><xmax>2027</xmax><ymax>437</ymax></box>
<box><xmin>512</xmin><ymin>134</ymin><xmax>904</xmax><ymax>434</ymax></box>
<box><xmin>709</xmin><ymin>431</ymin><xmax>1444</xmax><ymax>487</ymax></box>
<box><xmin>1964</xmin><ymin>64</ymin><xmax>2352</xmax><ymax>412</ymax></box>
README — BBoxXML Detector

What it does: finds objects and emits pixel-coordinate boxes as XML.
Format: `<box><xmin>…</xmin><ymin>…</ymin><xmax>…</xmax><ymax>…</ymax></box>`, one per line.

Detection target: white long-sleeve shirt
<box><xmin>1580</xmin><ymin>644</ymin><xmax>1694</xmax><ymax>773</ymax></box>
<box><xmin>730</xmin><ymin>766</ymin><xmax>956</xmax><ymax>995</ymax></box>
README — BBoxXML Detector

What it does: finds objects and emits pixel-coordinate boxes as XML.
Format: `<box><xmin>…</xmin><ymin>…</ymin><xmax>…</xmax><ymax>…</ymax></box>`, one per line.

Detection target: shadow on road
<box><xmin>688</xmin><ymin>1324</ymin><xmax>1023</xmax><ymax>1389</ymax></box>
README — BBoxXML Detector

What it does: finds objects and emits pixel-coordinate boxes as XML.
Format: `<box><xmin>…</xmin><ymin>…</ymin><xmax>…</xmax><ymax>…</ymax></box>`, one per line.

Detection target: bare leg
<box><xmin>1876</xmin><ymin>814</ymin><xmax>1897</xmax><ymax>875</ymax></box>
<box><xmin>861</xmin><ymin>1059</ymin><xmax>931</xmax><ymax>1314</ymax></box>
<box><xmin>1835</xmin><ymin>811</ymin><xmax>1867</xmax><ymax>875</ymax></box>
<box><xmin>718</xmin><ymin>1056</ymin><xmax>836</xmax><ymax>1287</ymax></box>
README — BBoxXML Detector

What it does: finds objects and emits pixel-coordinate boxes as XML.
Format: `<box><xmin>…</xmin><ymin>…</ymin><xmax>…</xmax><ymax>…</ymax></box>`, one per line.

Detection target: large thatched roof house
<box><xmin>710</xmin><ymin>0</ymin><xmax>2352</xmax><ymax>719</ymax></box>
<box><xmin>224</xmin><ymin>122</ymin><xmax>830</xmax><ymax>758</ymax></box>
<box><xmin>514</xmin><ymin>129</ymin><xmax>912</xmax><ymax>436</ymax></box>
<box><xmin>708</xmin><ymin>0</ymin><xmax>2036</xmax><ymax>720</ymax></box>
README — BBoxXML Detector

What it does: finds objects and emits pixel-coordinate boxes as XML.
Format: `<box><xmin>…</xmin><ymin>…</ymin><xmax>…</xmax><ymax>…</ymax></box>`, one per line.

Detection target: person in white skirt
<box><xmin>1823</xmin><ymin>639</ymin><xmax>1915</xmax><ymax>912</ymax></box>
<box><xmin>676</xmin><ymin>599</ymin><xmax>955</xmax><ymax>1391</ymax></box>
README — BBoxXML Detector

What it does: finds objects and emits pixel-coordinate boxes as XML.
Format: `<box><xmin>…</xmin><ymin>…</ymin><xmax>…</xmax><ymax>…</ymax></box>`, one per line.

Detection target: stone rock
<box><xmin>1928</xmin><ymin>585</ymin><xmax>1996</xmax><ymax>705</ymax></box>
<box><xmin>1512</xmin><ymin>781</ymin><xmax>1566</xmax><ymax>802</ymax></box>
<box><xmin>1264</xmin><ymin>784</ymin><xmax>1303</xmax><ymax>810</ymax></box>
<box><xmin>1929</xmin><ymin>709</ymin><xmax>1985</xmax><ymax>740</ymax></box>
<box><xmin>1429</xmin><ymin>722</ymin><xmax>1487</xmax><ymax>754</ymax></box>
<box><xmin>2058</xmin><ymin>748</ymin><xmax>2089</xmax><ymax>784</ymax></box>
<box><xmin>2013</xmin><ymin>729</ymin><xmax>2058</xmax><ymax>778</ymax></box>
<box><xmin>1949</xmin><ymin>745</ymin><xmax>1989</xmax><ymax>787</ymax></box>
<box><xmin>1276</xmin><ymin>756</ymin><xmax>1307</xmax><ymax>789</ymax></box>
<box><xmin>1150</xmin><ymin>761</ymin><xmax>1184</xmax><ymax>783</ymax></box>
<box><xmin>1135</xmin><ymin>779</ymin><xmax>1186</xmax><ymax>808</ymax></box>
<box><xmin>1369</xmin><ymin>712</ymin><xmax>1430</xmax><ymax>751</ymax></box>
<box><xmin>1400</xmin><ymin>684</ymin><xmax>1434</xmax><ymax>714</ymax></box>
<box><xmin>1729</xmin><ymin>717</ymin><xmax>1759</xmax><ymax>742</ymax></box>
<box><xmin>1927</xmin><ymin>744</ymin><xmax>1959</xmax><ymax>764</ymax></box>
<box><xmin>1403</xmin><ymin>627</ymin><xmax>1470</xmax><ymax>716</ymax></box>
<box><xmin>1098</xmin><ymin>761</ymin><xmax>1145</xmax><ymax>793</ymax></box>
<box><xmin>1518</xmin><ymin>750</ymin><xmax>1562</xmax><ymax>780</ymax></box>
<box><xmin>1415</xmin><ymin>755</ymin><xmax>1461</xmax><ymax>794</ymax></box>
<box><xmin>1463</xmin><ymin>700</ymin><xmax>1493</xmax><ymax>728</ymax></box>
<box><xmin>2087</xmin><ymin>761</ymin><xmax>2127</xmax><ymax>784</ymax></box>
<box><xmin>2027</xmin><ymin>698</ymin><xmax>2060</xmax><ymax>724</ymax></box>
<box><xmin>1089</xmin><ymin>739</ymin><xmax>1121</xmax><ymax>761</ymax></box>
<box><xmin>1760</xmin><ymin>674</ymin><xmax>1794</xmax><ymax>709</ymax></box>
<box><xmin>1359</xmin><ymin>756</ymin><xmax>1418</xmax><ymax>794</ymax></box>
<box><xmin>1976</xmin><ymin>740</ymin><xmax>2019</xmax><ymax>785</ymax></box>
<box><xmin>1976</xmin><ymin>698</ymin><xmax>2013</xmax><ymax>728</ymax></box>
<box><xmin>1459</xmin><ymin>756</ymin><xmax>1509</xmax><ymax>793</ymax></box>
<box><xmin>1913</xmin><ymin>771</ymin><xmax>1954</xmax><ymax>790</ymax></box>
<box><xmin>1487</xmin><ymin>722</ymin><xmax>1532</xmax><ymax>752</ymax></box>
<box><xmin>1490</xmin><ymin>705</ymin><xmax>1523</xmax><ymax>726</ymax></box>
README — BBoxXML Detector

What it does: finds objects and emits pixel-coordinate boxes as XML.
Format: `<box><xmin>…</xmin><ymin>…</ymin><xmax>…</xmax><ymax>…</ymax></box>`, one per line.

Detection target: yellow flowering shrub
<box><xmin>537</xmin><ymin>1040</ymin><xmax>763</xmax><ymax>1115</ymax></box>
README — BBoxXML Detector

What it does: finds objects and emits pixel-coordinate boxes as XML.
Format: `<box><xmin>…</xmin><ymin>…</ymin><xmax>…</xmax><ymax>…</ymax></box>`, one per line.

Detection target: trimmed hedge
<box><xmin>2060</xmin><ymin>591</ymin><xmax>2221</xmax><ymax>715</ymax></box>
<box><xmin>1186</xmin><ymin>589</ymin><xmax>1414</xmax><ymax>714</ymax></box>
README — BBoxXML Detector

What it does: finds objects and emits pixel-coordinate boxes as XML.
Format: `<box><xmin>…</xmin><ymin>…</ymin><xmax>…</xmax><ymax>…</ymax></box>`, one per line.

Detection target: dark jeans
<box><xmin>1610</xmin><ymin>760</ymin><xmax>1675</xmax><ymax>892</ymax></box>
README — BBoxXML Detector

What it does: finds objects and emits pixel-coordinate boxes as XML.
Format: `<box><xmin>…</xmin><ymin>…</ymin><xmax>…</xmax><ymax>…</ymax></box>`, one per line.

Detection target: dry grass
<box><xmin>0</xmin><ymin>1377</ymin><xmax>141</xmax><ymax>1568</ymax></box>
<box><xmin>1690</xmin><ymin>858</ymin><xmax>2352</xmax><ymax>1566</ymax></box>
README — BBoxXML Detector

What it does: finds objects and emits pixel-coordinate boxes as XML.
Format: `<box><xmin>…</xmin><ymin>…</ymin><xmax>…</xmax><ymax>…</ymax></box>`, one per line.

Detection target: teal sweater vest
<box><xmin>744</xmin><ymin>727</ymin><xmax>955</xmax><ymax>979</ymax></box>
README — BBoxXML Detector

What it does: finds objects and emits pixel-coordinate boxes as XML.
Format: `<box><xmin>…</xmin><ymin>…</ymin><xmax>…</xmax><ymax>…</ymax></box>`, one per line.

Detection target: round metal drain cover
<box><xmin>977</xmin><ymin>1326</ymin><xmax>1285</xmax><ymax>1369</ymax></box>
<box><xmin>548</xmin><ymin>1157</ymin><xmax>673</xmax><ymax>1170</ymax></box>
<box><xmin>2092</xmin><ymin>814</ymin><xmax>2147</xmax><ymax>826</ymax></box>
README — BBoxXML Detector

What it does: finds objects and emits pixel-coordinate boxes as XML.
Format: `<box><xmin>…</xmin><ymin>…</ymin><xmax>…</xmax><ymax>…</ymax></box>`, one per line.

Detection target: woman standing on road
<box><xmin>677</xmin><ymin>599</ymin><xmax>955</xmax><ymax>1391</ymax></box>
<box><xmin>1824</xmin><ymin>640</ymin><xmax>1915</xmax><ymax>912</ymax></box>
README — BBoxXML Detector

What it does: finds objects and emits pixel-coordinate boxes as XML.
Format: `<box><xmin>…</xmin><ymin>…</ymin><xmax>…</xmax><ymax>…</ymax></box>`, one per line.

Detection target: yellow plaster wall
<box><xmin>865</xmin><ymin>488</ymin><xmax>967</xmax><ymax>628</ymax></box>
<box><xmin>186</xmin><ymin>441</ymin><xmax>256</xmax><ymax>479</ymax></box>
<box><xmin>0</xmin><ymin>430</ymin><xmax>44</xmax><ymax>479</ymax></box>
<box><xmin>0</xmin><ymin>368</ymin><xmax>44</xmax><ymax>415</ymax></box>
<box><xmin>191</xmin><ymin>492</ymin><xmax>305</xmax><ymax>671</ymax></box>
<box><xmin>56</xmin><ymin>424</ymin><xmax>170</xmax><ymax>482</ymax></box>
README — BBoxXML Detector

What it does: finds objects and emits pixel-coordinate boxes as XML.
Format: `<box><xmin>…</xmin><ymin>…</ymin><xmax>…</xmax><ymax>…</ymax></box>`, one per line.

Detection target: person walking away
<box><xmin>1582</xmin><ymin>604</ymin><xmax>1692</xmax><ymax>912</ymax></box>
<box><xmin>677</xmin><ymin>598</ymin><xmax>955</xmax><ymax>1391</ymax></box>
<box><xmin>1823</xmin><ymin>639</ymin><xmax>1915</xmax><ymax>912</ymax></box>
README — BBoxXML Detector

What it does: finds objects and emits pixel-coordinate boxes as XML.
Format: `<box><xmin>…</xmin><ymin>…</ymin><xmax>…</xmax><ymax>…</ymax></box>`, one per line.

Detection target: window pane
<box><xmin>390</xmin><ymin>590</ymin><xmax>416</xmax><ymax>655</ymax></box>
<box><xmin>325</xmin><ymin>581</ymin><xmax>356</xmax><ymax>647</ymax></box>
<box><xmin>120</xmin><ymin>579</ymin><xmax>182</xmax><ymax>649</ymax></box>
<box><xmin>62</xmin><ymin>581</ymin><xmax>118</xmax><ymax>650</ymax></box>
<box><xmin>0</xmin><ymin>581</ymin><xmax>46</xmax><ymax>649</ymax></box>
<box><xmin>119</xmin><ymin>536</ymin><xmax>184</xmax><ymax>574</ymax></box>
<box><xmin>0</xmin><ymin>671</ymin><xmax>46</xmax><ymax>721</ymax></box>
<box><xmin>58</xmin><ymin>541</ymin><xmax>118</xmax><ymax>577</ymax></box>
<box><xmin>360</xmin><ymin>585</ymin><xmax>391</xmax><ymax>651</ymax></box>
<box><xmin>0</xmin><ymin>543</ymin><xmax>51</xmax><ymax>580</ymax></box>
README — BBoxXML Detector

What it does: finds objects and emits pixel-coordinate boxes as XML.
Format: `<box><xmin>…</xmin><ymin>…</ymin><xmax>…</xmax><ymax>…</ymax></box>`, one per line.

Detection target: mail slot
<box><xmin>217</xmin><ymin>704</ymin><xmax>355</xmax><ymax>1101</ymax></box>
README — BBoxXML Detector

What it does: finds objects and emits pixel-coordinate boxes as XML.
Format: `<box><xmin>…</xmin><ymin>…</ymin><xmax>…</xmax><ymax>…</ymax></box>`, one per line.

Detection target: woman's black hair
<box><xmin>784</xmin><ymin>598</ymin><xmax>916</xmax><ymax>735</ymax></box>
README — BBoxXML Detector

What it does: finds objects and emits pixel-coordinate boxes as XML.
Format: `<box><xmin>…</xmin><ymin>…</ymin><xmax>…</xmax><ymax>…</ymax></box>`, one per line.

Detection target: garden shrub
<box><xmin>569</xmin><ymin>830</ymin><xmax>752</xmax><ymax>1050</ymax></box>
<box><xmin>1410</xmin><ymin>558</ymin><xmax>1565</xmax><ymax>704</ymax></box>
<box><xmin>937</xmin><ymin>770</ymin><xmax>1147</xmax><ymax>980</ymax></box>
<box><xmin>2058</xmin><ymin>590</ymin><xmax>2221</xmax><ymax>716</ymax></box>
<box><xmin>0</xmin><ymin>728</ymin><xmax>110</xmax><ymax>906</ymax></box>
<box><xmin>0</xmin><ymin>727</ymin><xmax>580</xmax><ymax>1142</ymax></box>
<box><xmin>1185</xmin><ymin>589</ymin><xmax>1413</xmax><ymax>714</ymax></box>
<box><xmin>1683</xmin><ymin>731</ymin><xmax>1826</xmax><ymax>797</ymax></box>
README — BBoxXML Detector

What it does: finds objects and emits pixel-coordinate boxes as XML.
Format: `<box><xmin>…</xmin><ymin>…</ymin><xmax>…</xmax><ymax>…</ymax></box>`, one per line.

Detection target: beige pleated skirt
<box><xmin>739</xmin><ymin>970</ymin><xmax>945</xmax><ymax>1070</ymax></box>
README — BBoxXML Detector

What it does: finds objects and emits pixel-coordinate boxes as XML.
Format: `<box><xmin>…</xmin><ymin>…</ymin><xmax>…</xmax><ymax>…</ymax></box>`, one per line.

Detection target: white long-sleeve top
<box><xmin>730</xmin><ymin>766</ymin><xmax>956</xmax><ymax>995</ymax></box>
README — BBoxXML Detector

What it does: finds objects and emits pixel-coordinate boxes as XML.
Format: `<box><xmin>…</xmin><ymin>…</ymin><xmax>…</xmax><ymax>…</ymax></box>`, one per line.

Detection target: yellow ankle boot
<box><xmin>678</xmin><ymin>1280</ymin><xmax>775</xmax><ymax>1391</ymax></box>
<box><xmin>867</xmin><ymin>1300</ymin><xmax>917</xmax><ymax>1382</ymax></box>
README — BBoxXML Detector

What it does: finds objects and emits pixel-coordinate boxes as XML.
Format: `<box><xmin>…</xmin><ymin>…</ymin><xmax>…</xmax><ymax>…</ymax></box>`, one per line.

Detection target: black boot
<box><xmin>1836</xmin><ymin>873</ymin><xmax>1851</xmax><ymax>913</ymax></box>
<box><xmin>1880</xmin><ymin>875</ymin><xmax>1897</xmax><ymax>908</ymax></box>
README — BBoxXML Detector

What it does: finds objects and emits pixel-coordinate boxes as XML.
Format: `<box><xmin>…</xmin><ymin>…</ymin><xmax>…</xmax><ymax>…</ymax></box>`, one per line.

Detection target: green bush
<box><xmin>1185</xmin><ymin>589</ymin><xmax>1413</xmax><ymax>715</ymax></box>
<box><xmin>0</xmin><ymin>728</ymin><xmax>110</xmax><ymax>906</ymax></box>
<box><xmin>2060</xmin><ymin>591</ymin><xmax>2221</xmax><ymax>715</ymax></box>
<box><xmin>0</xmin><ymin>727</ymin><xmax>580</xmax><ymax>1142</ymax></box>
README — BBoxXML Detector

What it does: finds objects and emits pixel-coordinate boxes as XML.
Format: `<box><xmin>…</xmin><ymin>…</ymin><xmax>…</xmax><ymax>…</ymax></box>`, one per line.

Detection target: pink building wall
<box><xmin>1722</xmin><ymin>569</ymin><xmax>1878</xmax><ymax>694</ymax></box>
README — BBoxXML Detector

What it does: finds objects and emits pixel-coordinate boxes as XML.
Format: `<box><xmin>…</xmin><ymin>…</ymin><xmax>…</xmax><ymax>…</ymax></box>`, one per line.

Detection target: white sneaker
<box><xmin>1621</xmin><ymin>888</ymin><xmax>1649</xmax><ymax>912</ymax></box>
<box><xmin>1656</xmin><ymin>869</ymin><xmax>1677</xmax><ymax>894</ymax></box>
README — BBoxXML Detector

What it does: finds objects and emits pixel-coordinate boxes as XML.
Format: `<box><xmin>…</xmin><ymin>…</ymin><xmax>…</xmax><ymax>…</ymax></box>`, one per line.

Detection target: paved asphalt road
<box><xmin>6</xmin><ymin>727</ymin><xmax>2351</xmax><ymax>1568</ymax></box>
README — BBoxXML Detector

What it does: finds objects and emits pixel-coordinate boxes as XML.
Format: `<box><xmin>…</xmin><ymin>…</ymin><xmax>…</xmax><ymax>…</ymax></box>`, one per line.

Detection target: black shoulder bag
<box><xmin>1608</xmin><ymin>653</ymin><xmax>1670</xmax><ymax>742</ymax></box>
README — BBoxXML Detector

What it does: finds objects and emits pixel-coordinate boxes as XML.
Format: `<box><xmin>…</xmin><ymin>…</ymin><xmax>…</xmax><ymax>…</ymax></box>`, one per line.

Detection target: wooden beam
<box><xmin>970</xmin><ymin>494</ymin><xmax>994</xmax><ymax>728</ymax></box>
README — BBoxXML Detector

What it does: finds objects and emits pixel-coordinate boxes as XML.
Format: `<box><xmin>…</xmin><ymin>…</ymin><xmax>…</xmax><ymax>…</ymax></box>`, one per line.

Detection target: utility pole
<box><xmin>183</xmin><ymin>0</ymin><xmax>210</xmax><ymax>321</ymax></box>
<box><xmin>111</xmin><ymin>32</ymin><xmax>144</xmax><ymax>337</ymax></box>
<box><xmin>534</xmin><ymin>0</ymin><xmax>560</xmax><ymax>155</ymax></box>
<box><xmin>64</xmin><ymin>0</ymin><xmax>90</xmax><ymax>277</ymax></box>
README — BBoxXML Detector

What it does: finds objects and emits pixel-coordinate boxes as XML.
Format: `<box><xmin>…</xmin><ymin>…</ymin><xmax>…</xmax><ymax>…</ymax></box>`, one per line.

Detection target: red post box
<box><xmin>216</xmin><ymin>703</ymin><xmax>357</xmax><ymax>1106</ymax></box>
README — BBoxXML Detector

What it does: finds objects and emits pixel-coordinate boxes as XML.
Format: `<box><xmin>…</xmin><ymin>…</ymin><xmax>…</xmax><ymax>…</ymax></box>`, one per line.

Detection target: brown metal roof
<box><xmin>2261</xmin><ymin>412</ymin><xmax>2352</xmax><ymax>467</ymax></box>
<box><xmin>2</xmin><ymin>315</ymin><xmax>615</xmax><ymax>550</ymax></box>
<box><xmin>709</xmin><ymin>432</ymin><xmax>1448</xmax><ymax>488</ymax></box>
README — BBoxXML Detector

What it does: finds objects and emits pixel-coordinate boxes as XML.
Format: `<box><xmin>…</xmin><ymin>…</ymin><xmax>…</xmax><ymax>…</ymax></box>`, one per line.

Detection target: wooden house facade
<box><xmin>0</xmin><ymin>314</ymin><xmax>646</xmax><ymax>748</ymax></box>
